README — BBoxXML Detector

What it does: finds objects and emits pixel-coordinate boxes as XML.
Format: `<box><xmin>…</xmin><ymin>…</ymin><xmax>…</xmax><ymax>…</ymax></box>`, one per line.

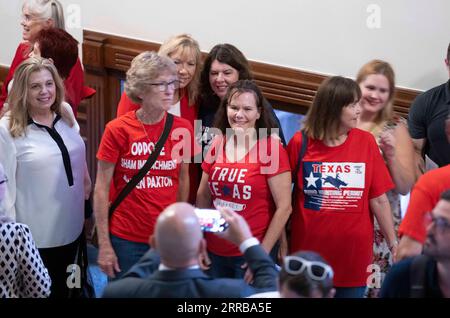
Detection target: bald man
<box><xmin>102</xmin><ymin>203</ymin><xmax>278</xmax><ymax>298</ymax></box>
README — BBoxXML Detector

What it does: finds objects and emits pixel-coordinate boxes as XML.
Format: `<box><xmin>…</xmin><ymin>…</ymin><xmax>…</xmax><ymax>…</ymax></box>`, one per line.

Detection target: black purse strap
<box><xmin>108</xmin><ymin>113</ymin><xmax>174</xmax><ymax>218</ymax></box>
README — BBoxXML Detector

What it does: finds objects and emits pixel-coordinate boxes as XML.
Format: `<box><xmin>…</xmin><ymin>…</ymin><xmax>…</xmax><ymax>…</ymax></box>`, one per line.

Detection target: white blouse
<box><xmin>0</xmin><ymin>103</ymin><xmax>85</xmax><ymax>248</ymax></box>
<box><xmin>0</xmin><ymin>222</ymin><xmax>51</xmax><ymax>298</ymax></box>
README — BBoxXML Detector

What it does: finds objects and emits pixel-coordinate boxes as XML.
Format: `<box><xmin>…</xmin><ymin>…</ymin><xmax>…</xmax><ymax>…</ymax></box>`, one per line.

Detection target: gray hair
<box><xmin>124</xmin><ymin>51</ymin><xmax>177</xmax><ymax>104</ymax></box>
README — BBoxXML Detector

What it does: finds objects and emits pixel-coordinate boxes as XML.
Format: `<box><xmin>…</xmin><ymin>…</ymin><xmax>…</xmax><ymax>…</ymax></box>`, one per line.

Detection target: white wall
<box><xmin>1</xmin><ymin>0</ymin><xmax>449</xmax><ymax>91</ymax></box>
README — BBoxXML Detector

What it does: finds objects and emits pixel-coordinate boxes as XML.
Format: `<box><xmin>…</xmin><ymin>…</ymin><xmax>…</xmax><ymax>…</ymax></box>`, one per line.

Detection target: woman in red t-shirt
<box><xmin>94</xmin><ymin>52</ymin><xmax>195</xmax><ymax>279</ymax></box>
<box><xmin>116</xmin><ymin>34</ymin><xmax>202</xmax><ymax>204</ymax></box>
<box><xmin>287</xmin><ymin>76</ymin><xmax>397</xmax><ymax>298</ymax></box>
<box><xmin>196</xmin><ymin>80</ymin><xmax>292</xmax><ymax>280</ymax></box>
<box><xmin>0</xmin><ymin>0</ymin><xmax>92</xmax><ymax>118</ymax></box>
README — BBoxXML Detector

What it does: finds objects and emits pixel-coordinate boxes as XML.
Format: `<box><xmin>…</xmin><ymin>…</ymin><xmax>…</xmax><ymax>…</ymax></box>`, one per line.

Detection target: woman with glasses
<box><xmin>287</xmin><ymin>76</ymin><xmax>397</xmax><ymax>298</ymax></box>
<box><xmin>0</xmin><ymin>57</ymin><xmax>88</xmax><ymax>297</ymax></box>
<box><xmin>94</xmin><ymin>51</ymin><xmax>197</xmax><ymax>279</ymax></box>
<box><xmin>196</xmin><ymin>80</ymin><xmax>291</xmax><ymax>280</ymax></box>
<box><xmin>0</xmin><ymin>0</ymin><xmax>94</xmax><ymax>118</ymax></box>
<box><xmin>0</xmin><ymin>163</ymin><xmax>51</xmax><ymax>298</ymax></box>
<box><xmin>116</xmin><ymin>34</ymin><xmax>202</xmax><ymax>204</ymax></box>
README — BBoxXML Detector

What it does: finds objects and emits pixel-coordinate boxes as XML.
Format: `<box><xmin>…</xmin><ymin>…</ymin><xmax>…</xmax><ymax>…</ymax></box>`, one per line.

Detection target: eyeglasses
<box><xmin>283</xmin><ymin>256</ymin><xmax>334</xmax><ymax>281</ymax></box>
<box><xmin>149</xmin><ymin>79</ymin><xmax>180</xmax><ymax>92</ymax></box>
<box><xmin>0</xmin><ymin>176</ymin><xmax>7</xmax><ymax>185</ymax></box>
<box><xmin>425</xmin><ymin>212</ymin><xmax>450</xmax><ymax>232</ymax></box>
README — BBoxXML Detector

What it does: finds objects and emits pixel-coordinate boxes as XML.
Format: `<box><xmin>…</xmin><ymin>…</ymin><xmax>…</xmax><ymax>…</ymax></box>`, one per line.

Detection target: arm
<box><xmin>17</xmin><ymin>225</ymin><xmax>51</xmax><ymax>297</ymax></box>
<box><xmin>196</xmin><ymin>172</ymin><xmax>212</xmax><ymax>208</ymax></box>
<box><xmin>380</xmin><ymin>123</ymin><xmax>417</xmax><ymax>195</ymax></box>
<box><xmin>411</xmin><ymin>138</ymin><xmax>425</xmax><ymax>178</ymax></box>
<box><xmin>93</xmin><ymin>160</ymin><xmax>121</xmax><ymax>278</ymax></box>
<box><xmin>176</xmin><ymin>162</ymin><xmax>189</xmax><ymax>202</ymax></box>
<box><xmin>261</xmin><ymin>171</ymin><xmax>292</xmax><ymax>254</ymax></box>
<box><xmin>370</xmin><ymin>193</ymin><xmax>398</xmax><ymax>261</ymax></box>
<box><xmin>397</xmin><ymin>235</ymin><xmax>423</xmax><ymax>261</ymax></box>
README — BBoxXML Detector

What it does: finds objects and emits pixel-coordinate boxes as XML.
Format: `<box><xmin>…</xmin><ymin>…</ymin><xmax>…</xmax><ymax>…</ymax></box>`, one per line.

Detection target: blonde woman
<box><xmin>0</xmin><ymin>57</ymin><xmax>87</xmax><ymax>297</ymax></box>
<box><xmin>356</xmin><ymin>60</ymin><xmax>416</xmax><ymax>297</ymax></box>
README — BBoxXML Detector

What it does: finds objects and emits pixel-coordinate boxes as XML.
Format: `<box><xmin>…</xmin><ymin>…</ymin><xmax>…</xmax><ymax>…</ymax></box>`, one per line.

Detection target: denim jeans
<box><xmin>334</xmin><ymin>286</ymin><xmax>366</xmax><ymax>298</ymax></box>
<box><xmin>110</xmin><ymin>234</ymin><xmax>150</xmax><ymax>280</ymax></box>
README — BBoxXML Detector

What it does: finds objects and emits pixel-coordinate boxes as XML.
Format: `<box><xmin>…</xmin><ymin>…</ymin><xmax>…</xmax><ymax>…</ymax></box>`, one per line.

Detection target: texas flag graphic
<box><xmin>302</xmin><ymin>162</ymin><xmax>366</xmax><ymax>212</ymax></box>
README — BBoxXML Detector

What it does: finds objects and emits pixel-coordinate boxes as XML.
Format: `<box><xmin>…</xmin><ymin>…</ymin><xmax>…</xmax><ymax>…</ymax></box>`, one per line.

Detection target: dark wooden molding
<box><xmin>77</xmin><ymin>29</ymin><xmax>421</xmax><ymax>178</ymax></box>
<box><xmin>0</xmin><ymin>65</ymin><xmax>9</xmax><ymax>90</ymax></box>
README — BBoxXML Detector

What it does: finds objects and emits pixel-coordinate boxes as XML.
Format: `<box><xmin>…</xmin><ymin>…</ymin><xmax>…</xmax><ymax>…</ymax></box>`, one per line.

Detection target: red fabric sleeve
<box><xmin>0</xmin><ymin>43</ymin><xmax>29</xmax><ymax>110</ymax></box>
<box><xmin>116</xmin><ymin>92</ymin><xmax>140</xmax><ymax>118</ymax></box>
<box><xmin>262</xmin><ymin>137</ymin><xmax>291</xmax><ymax>177</ymax></box>
<box><xmin>96</xmin><ymin>121</ymin><xmax>122</xmax><ymax>164</ymax></box>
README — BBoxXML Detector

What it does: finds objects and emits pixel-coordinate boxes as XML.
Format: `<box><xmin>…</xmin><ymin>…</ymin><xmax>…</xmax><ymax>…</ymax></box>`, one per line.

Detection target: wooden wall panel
<box><xmin>0</xmin><ymin>65</ymin><xmax>8</xmax><ymax>91</ymax></box>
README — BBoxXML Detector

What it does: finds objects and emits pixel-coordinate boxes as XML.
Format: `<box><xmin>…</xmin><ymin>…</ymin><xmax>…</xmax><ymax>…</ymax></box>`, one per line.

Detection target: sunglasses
<box><xmin>283</xmin><ymin>256</ymin><xmax>334</xmax><ymax>281</ymax></box>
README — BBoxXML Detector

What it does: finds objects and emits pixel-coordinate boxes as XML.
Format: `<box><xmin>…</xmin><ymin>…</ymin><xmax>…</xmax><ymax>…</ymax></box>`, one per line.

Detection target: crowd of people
<box><xmin>0</xmin><ymin>0</ymin><xmax>449</xmax><ymax>299</ymax></box>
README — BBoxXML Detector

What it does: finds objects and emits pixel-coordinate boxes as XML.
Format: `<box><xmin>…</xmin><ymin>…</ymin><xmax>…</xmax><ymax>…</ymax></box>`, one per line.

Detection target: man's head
<box><xmin>151</xmin><ymin>202</ymin><xmax>206</xmax><ymax>269</ymax></box>
<box><xmin>278</xmin><ymin>251</ymin><xmax>335</xmax><ymax>298</ymax></box>
<box><xmin>424</xmin><ymin>190</ymin><xmax>450</xmax><ymax>261</ymax></box>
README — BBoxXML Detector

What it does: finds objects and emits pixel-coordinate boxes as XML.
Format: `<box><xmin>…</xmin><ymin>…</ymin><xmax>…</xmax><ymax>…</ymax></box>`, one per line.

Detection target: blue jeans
<box><xmin>334</xmin><ymin>286</ymin><xmax>366</xmax><ymax>298</ymax></box>
<box><xmin>110</xmin><ymin>234</ymin><xmax>150</xmax><ymax>280</ymax></box>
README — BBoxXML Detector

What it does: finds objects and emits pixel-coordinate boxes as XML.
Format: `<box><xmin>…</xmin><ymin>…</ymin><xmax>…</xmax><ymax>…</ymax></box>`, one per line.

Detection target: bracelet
<box><xmin>388</xmin><ymin>240</ymin><xmax>398</xmax><ymax>251</ymax></box>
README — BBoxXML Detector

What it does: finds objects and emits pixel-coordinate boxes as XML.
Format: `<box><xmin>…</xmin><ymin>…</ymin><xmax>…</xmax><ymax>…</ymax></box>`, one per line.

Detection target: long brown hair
<box><xmin>213</xmin><ymin>80</ymin><xmax>276</xmax><ymax>138</ymax></box>
<box><xmin>303</xmin><ymin>76</ymin><xmax>361</xmax><ymax>141</ymax></box>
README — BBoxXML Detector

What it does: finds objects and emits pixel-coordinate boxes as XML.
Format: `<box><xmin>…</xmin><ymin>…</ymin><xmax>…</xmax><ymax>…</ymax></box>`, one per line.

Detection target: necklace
<box><xmin>137</xmin><ymin>109</ymin><xmax>166</xmax><ymax>141</ymax></box>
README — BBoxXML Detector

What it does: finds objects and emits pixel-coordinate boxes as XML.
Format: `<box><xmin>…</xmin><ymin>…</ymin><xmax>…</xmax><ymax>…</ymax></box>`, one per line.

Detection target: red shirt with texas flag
<box><xmin>97</xmin><ymin>111</ymin><xmax>196</xmax><ymax>243</ymax></box>
<box><xmin>201</xmin><ymin>136</ymin><xmax>290</xmax><ymax>256</ymax></box>
<box><xmin>287</xmin><ymin>128</ymin><xmax>394</xmax><ymax>287</ymax></box>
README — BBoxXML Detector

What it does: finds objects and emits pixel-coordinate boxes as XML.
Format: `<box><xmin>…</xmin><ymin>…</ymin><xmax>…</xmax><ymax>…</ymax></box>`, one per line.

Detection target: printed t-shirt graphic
<box><xmin>303</xmin><ymin>162</ymin><xmax>365</xmax><ymax>212</ymax></box>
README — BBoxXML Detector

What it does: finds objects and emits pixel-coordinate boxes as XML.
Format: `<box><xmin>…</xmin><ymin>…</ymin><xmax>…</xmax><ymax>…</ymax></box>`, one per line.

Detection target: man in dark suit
<box><xmin>381</xmin><ymin>190</ymin><xmax>450</xmax><ymax>298</ymax></box>
<box><xmin>102</xmin><ymin>203</ymin><xmax>278</xmax><ymax>298</ymax></box>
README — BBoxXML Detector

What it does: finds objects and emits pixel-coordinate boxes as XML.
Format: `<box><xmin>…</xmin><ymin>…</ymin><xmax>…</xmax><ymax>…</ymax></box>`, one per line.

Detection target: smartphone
<box><xmin>194</xmin><ymin>208</ymin><xmax>229</xmax><ymax>233</ymax></box>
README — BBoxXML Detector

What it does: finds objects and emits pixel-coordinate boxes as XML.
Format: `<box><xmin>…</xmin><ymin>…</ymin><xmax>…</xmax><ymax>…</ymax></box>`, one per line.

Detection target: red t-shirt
<box><xmin>0</xmin><ymin>42</ymin><xmax>91</xmax><ymax>117</ymax></box>
<box><xmin>116</xmin><ymin>91</ymin><xmax>198</xmax><ymax>127</ymax></box>
<box><xmin>287</xmin><ymin>128</ymin><xmax>394</xmax><ymax>287</ymax></box>
<box><xmin>399</xmin><ymin>164</ymin><xmax>450</xmax><ymax>243</ymax></box>
<box><xmin>201</xmin><ymin>136</ymin><xmax>291</xmax><ymax>256</ymax></box>
<box><xmin>97</xmin><ymin>111</ymin><xmax>196</xmax><ymax>243</ymax></box>
<box><xmin>116</xmin><ymin>91</ymin><xmax>200</xmax><ymax>204</ymax></box>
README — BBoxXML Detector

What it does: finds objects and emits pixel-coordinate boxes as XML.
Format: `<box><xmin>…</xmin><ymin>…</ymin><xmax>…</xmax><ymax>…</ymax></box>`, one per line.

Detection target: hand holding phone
<box><xmin>194</xmin><ymin>208</ymin><xmax>229</xmax><ymax>232</ymax></box>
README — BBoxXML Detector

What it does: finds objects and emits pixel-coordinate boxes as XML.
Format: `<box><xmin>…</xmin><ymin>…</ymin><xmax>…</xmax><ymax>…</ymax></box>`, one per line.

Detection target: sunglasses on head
<box><xmin>283</xmin><ymin>256</ymin><xmax>334</xmax><ymax>281</ymax></box>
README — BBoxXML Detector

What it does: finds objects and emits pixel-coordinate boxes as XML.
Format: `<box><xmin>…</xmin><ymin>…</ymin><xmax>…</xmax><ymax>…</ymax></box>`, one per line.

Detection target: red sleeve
<box><xmin>96</xmin><ymin>121</ymin><xmax>123</xmax><ymax>164</ymax></box>
<box><xmin>286</xmin><ymin>131</ymin><xmax>303</xmax><ymax>181</ymax></box>
<box><xmin>262</xmin><ymin>137</ymin><xmax>291</xmax><ymax>177</ymax></box>
<box><xmin>170</xmin><ymin>118</ymin><xmax>201</xmax><ymax>163</ymax></box>
<box><xmin>367</xmin><ymin>134</ymin><xmax>394</xmax><ymax>199</ymax></box>
<box><xmin>398</xmin><ymin>176</ymin><xmax>435</xmax><ymax>243</ymax></box>
<box><xmin>1</xmin><ymin>43</ymin><xmax>29</xmax><ymax>110</ymax></box>
<box><xmin>117</xmin><ymin>92</ymin><xmax>140</xmax><ymax>118</ymax></box>
<box><xmin>201</xmin><ymin>136</ymin><xmax>224</xmax><ymax>174</ymax></box>
<box><xmin>180</xmin><ymin>94</ymin><xmax>198</xmax><ymax>127</ymax></box>
<box><xmin>63</xmin><ymin>58</ymin><xmax>85</xmax><ymax>116</ymax></box>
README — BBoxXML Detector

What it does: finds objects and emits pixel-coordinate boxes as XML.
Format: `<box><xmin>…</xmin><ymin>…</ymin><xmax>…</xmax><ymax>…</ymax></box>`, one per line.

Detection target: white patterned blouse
<box><xmin>0</xmin><ymin>221</ymin><xmax>51</xmax><ymax>298</ymax></box>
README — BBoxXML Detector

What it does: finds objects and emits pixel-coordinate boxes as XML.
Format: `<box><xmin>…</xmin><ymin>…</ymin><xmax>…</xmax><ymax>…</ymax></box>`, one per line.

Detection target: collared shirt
<box><xmin>0</xmin><ymin>102</ymin><xmax>85</xmax><ymax>248</ymax></box>
<box><xmin>408</xmin><ymin>80</ymin><xmax>450</xmax><ymax>167</ymax></box>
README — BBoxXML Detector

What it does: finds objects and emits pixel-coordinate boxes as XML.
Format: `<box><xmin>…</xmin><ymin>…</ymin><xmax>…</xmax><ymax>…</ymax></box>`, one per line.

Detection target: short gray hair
<box><xmin>124</xmin><ymin>51</ymin><xmax>177</xmax><ymax>104</ymax></box>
